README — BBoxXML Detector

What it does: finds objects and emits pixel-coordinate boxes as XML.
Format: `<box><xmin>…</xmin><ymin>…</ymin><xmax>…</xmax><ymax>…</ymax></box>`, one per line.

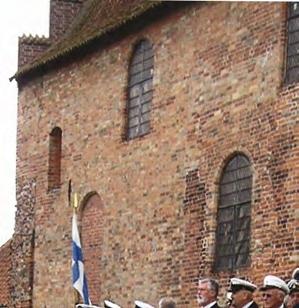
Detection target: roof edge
<box><xmin>11</xmin><ymin>1</ymin><xmax>166</xmax><ymax>82</ymax></box>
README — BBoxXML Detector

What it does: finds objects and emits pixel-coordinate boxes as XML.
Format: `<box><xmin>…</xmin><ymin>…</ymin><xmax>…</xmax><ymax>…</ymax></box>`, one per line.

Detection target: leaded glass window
<box><xmin>286</xmin><ymin>2</ymin><xmax>299</xmax><ymax>84</ymax></box>
<box><xmin>127</xmin><ymin>39</ymin><xmax>154</xmax><ymax>139</ymax></box>
<box><xmin>214</xmin><ymin>154</ymin><xmax>252</xmax><ymax>271</ymax></box>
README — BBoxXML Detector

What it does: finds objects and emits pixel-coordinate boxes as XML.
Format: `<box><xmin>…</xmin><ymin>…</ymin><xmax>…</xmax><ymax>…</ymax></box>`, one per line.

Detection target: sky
<box><xmin>0</xmin><ymin>0</ymin><xmax>50</xmax><ymax>246</ymax></box>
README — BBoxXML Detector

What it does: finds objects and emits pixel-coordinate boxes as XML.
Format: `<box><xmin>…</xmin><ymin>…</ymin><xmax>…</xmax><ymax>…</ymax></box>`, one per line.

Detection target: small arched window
<box><xmin>48</xmin><ymin>127</ymin><xmax>62</xmax><ymax>190</ymax></box>
<box><xmin>127</xmin><ymin>39</ymin><xmax>154</xmax><ymax>140</ymax></box>
<box><xmin>214</xmin><ymin>154</ymin><xmax>252</xmax><ymax>271</ymax></box>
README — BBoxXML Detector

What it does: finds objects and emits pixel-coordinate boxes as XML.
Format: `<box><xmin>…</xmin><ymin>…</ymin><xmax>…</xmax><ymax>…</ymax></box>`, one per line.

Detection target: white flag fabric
<box><xmin>72</xmin><ymin>213</ymin><xmax>91</xmax><ymax>305</ymax></box>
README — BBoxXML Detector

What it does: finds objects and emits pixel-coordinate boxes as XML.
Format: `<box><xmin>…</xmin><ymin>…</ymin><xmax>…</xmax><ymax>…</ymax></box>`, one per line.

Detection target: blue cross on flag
<box><xmin>72</xmin><ymin>213</ymin><xmax>91</xmax><ymax>305</ymax></box>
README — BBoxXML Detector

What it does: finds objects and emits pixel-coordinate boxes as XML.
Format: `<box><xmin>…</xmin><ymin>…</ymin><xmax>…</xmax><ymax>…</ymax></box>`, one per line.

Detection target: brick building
<box><xmin>0</xmin><ymin>240</ymin><xmax>11</xmax><ymax>307</ymax></box>
<box><xmin>3</xmin><ymin>1</ymin><xmax>299</xmax><ymax>307</ymax></box>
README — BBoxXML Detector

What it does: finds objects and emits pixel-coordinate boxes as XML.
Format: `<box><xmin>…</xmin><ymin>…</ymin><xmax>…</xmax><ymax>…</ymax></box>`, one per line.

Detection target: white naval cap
<box><xmin>229</xmin><ymin>278</ymin><xmax>257</xmax><ymax>293</ymax></box>
<box><xmin>104</xmin><ymin>300</ymin><xmax>121</xmax><ymax>308</ymax></box>
<box><xmin>260</xmin><ymin>275</ymin><xmax>289</xmax><ymax>294</ymax></box>
<box><xmin>135</xmin><ymin>300</ymin><xmax>155</xmax><ymax>308</ymax></box>
<box><xmin>76</xmin><ymin>304</ymin><xmax>103</xmax><ymax>308</ymax></box>
<box><xmin>292</xmin><ymin>268</ymin><xmax>299</xmax><ymax>280</ymax></box>
<box><xmin>288</xmin><ymin>279</ymin><xmax>299</xmax><ymax>293</ymax></box>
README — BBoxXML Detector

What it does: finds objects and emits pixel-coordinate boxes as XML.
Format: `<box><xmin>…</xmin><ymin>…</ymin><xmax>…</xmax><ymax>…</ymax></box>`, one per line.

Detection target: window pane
<box><xmin>127</xmin><ymin>39</ymin><xmax>154</xmax><ymax>139</ymax></box>
<box><xmin>287</xmin><ymin>54</ymin><xmax>299</xmax><ymax>68</ymax></box>
<box><xmin>128</xmin><ymin>106</ymin><xmax>139</xmax><ymax>117</ymax></box>
<box><xmin>129</xmin><ymin>84</ymin><xmax>142</xmax><ymax>99</ymax></box>
<box><xmin>289</xmin><ymin>2</ymin><xmax>299</xmax><ymax>18</ymax></box>
<box><xmin>128</xmin><ymin>126</ymin><xmax>138</xmax><ymax>139</ymax></box>
<box><xmin>286</xmin><ymin>3</ymin><xmax>299</xmax><ymax>84</ymax></box>
<box><xmin>286</xmin><ymin>66</ymin><xmax>299</xmax><ymax>83</ymax></box>
<box><xmin>128</xmin><ymin>115</ymin><xmax>139</xmax><ymax>127</ymax></box>
<box><xmin>215</xmin><ymin>154</ymin><xmax>252</xmax><ymax>271</ymax></box>
<box><xmin>288</xmin><ymin>31</ymin><xmax>299</xmax><ymax>44</ymax></box>
<box><xmin>289</xmin><ymin>16</ymin><xmax>299</xmax><ymax>32</ymax></box>
<box><xmin>141</xmin><ymin>102</ymin><xmax>151</xmax><ymax>113</ymax></box>
<box><xmin>235</xmin><ymin>253</ymin><xmax>249</xmax><ymax>267</ymax></box>
<box><xmin>287</xmin><ymin>42</ymin><xmax>299</xmax><ymax>56</ymax></box>
<box><xmin>139</xmin><ymin>121</ymin><xmax>150</xmax><ymax>135</ymax></box>
<box><xmin>140</xmin><ymin>111</ymin><xmax>150</xmax><ymax>124</ymax></box>
<box><xmin>217</xmin><ymin>207</ymin><xmax>234</xmax><ymax>223</ymax></box>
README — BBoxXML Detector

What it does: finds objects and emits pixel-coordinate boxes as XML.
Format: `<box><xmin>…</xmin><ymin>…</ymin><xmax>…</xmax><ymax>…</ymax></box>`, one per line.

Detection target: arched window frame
<box><xmin>214</xmin><ymin>153</ymin><xmax>252</xmax><ymax>271</ymax></box>
<box><xmin>285</xmin><ymin>2</ymin><xmax>299</xmax><ymax>84</ymax></box>
<box><xmin>126</xmin><ymin>39</ymin><xmax>154</xmax><ymax>140</ymax></box>
<box><xmin>48</xmin><ymin>126</ymin><xmax>62</xmax><ymax>190</ymax></box>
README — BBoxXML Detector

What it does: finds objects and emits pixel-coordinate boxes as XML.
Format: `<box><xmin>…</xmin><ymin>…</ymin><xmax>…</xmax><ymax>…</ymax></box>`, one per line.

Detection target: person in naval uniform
<box><xmin>158</xmin><ymin>297</ymin><xmax>176</xmax><ymax>308</ymax></box>
<box><xmin>260</xmin><ymin>275</ymin><xmax>290</xmax><ymax>308</ymax></box>
<box><xmin>228</xmin><ymin>277</ymin><xmax>259</xmax><ymax>308</ymax></box>
<box><xmin>287</xmin><ymin>268</ymin><xmax>299</xmax><ymax>308</ymax></box>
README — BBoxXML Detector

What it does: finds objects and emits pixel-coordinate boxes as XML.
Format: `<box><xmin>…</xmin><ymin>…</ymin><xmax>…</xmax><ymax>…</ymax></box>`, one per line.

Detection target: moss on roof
<box><xmin>12</xmin><ymin>0</ymin><xmax>163</xmax><ymax>82</ymax></box>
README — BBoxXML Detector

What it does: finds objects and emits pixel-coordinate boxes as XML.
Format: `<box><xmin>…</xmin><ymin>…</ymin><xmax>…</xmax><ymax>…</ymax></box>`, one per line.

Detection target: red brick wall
<box><xmin>14</xmin><ymin>2</ymin><xmax>298</xmax><ymax>307</ymax></box>
<box><xmin>80</xmin><ymin>193</ymin><xmax>104</xmax><ymax>305</ymax></box>
<box><xmin>0</xmin><ymin>240</ymin><xmax>11</xmax><ymax>307</ymax></box>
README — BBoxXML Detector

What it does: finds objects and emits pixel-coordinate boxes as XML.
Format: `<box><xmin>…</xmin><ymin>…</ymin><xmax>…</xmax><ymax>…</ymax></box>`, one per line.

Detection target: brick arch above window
<box><xmin>126</xmin><ymin>39</ymin><xmax>154</xmax><ymax>140</ymax></box>
<box><xmin>48</xmin><ymin>126</ymin><xmax>62</xmax><ymax>190</ymax></box>
<box><xmin>214</xmin><ymin>153</ymin><xmax>252</xmax><ymax>272</ymax></box>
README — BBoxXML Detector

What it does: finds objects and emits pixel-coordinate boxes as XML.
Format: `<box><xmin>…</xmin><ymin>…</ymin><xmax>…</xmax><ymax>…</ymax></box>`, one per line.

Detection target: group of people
<box><xmin>150</xmin><ymin>267</ymin><xmax>299</xmax><ymax>308</ymax></box>
<box><xmin>196</xmin><ymin>268</ymin><xmax>299</xmax><ymax>308</ymax></box>
<box><xmin>79</xmin><ymin>268</ymin><xmax>299</xmax><ymax>308</ymax></box>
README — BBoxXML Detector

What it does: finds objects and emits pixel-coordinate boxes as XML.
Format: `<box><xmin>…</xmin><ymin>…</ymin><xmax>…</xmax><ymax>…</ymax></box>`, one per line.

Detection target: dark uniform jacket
<box><xmin>246</xmin><ymin>301</ymin><xmax>259</xmax><ymax>308</ymax></box>
<box><xmin>210</xmin><ymin>302</ymin><xmax>220</xmax><ymax>308</ymax></box>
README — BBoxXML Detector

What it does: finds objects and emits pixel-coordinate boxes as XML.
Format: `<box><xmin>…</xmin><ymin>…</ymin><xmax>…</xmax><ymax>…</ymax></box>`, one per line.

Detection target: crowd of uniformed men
<box><xmin>196</xmin><ymin>268</ymin><xmax>299</xmax><ymax>308</ymax></box>
<box><xmin>78</xmin><ymin>268</ymin><xmax>299</xmax><ymax>308</ymax></box>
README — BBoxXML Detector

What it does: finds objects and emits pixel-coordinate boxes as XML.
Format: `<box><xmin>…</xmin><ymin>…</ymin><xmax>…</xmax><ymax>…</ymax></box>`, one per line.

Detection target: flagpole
<box><xmin>73</xmin><ymin>192</ymin><xmax>79</xmax><ymax>213</ymax></box>
<box><xmin>68</xmin><ymin>179</ymin><xmax>72</xmax><ymax>208</ymax></box>
<box><xmin>72</xmin><ymin>191</ymin><xmax>79</xmax><ymax>305</ymax></box>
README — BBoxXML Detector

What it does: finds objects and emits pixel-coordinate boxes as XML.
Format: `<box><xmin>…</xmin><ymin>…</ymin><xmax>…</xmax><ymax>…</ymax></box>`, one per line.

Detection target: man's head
<box><xmin>261</xmin><ymin>275</ymin><xmax>289</xmax><ymax>308</ymax></box>
<box><xmin>158</xmin><ymin>297</ymin><xmax>176</xmax><ymax>308</ymax></box>
<box><xmin>228</xmin><ymin>278</ymin><xmax>257</xmax><ymax>308</ymax></box>
<box><xmin>197</xmin><ymin>278</ymin><xmax>219</xmax><ymax>307</ymax></box>
<box><xmin>288</xmin><ymin>277</ymin><xmax>299</xmax><ymax>307</ymax></box>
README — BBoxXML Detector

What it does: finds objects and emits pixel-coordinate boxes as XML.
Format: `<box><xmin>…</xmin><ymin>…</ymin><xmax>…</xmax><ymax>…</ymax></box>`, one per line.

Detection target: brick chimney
<box><xmin>18</xmin><ymin>35</ymin><xmax>51</xmax><ymax>69</ymax></box>
<box><xmin>17</xmin><ymin>0</ymin><xmax>85</xmax><ymax>69</ymax></box>
<box><xmin>49</xmin><ymin>0</ymin><xmax>85</xmax><ymax>42</ymax></box>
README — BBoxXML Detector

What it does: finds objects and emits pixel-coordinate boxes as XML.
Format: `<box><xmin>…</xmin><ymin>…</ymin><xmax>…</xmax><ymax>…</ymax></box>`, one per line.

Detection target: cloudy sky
<box><xmin>0</xmin><ymin>0</ymin><xmax>49</xmax><ymax>246</ymax></box>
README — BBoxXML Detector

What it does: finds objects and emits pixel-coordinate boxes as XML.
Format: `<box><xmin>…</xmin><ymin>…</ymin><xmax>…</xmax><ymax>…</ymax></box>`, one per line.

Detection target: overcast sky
<box><xmin>0</xmin><ymin>0</ymin><xmax>49</xmax><ymax>246</ymax></box>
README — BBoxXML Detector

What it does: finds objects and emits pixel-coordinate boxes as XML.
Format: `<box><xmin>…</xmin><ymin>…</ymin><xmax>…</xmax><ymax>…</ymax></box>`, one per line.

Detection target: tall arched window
<box><xmin>127</xmin><ymin>39</ymin><xmax>154</xmax><ymax>140</ymax></box>
<box><xmin>286</xmin><ymin>2</ymin><xmax>299</xmax><ymax>84</ymax></box>
<box><xmin>48</xmin><ymin>127</ymin><xmax>62</xmax><ymax>190</ymax></box>
<box><xmin>214</xmin><ymin>154</ymin><xmax>252</xmax><ymax>271</ymax></box>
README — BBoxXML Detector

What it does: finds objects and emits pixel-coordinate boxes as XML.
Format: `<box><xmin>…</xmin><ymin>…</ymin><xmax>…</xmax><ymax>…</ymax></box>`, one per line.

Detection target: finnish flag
<box><xmin>72</xmin><ymin>213</ymin><xmax>91</xmax><ymax>305</ymax></box>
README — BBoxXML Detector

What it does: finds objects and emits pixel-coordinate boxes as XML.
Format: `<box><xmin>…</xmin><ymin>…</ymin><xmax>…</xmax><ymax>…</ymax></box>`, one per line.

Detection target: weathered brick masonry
<box><xmin>0</xmin><ymin>240</ymin><xmax>12</xmax><ymax>307</ymax></box>
<box><xmin>9</xmin><ymin>1</ymin><xmax>299</xmax><ymax>307</ymax></box>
